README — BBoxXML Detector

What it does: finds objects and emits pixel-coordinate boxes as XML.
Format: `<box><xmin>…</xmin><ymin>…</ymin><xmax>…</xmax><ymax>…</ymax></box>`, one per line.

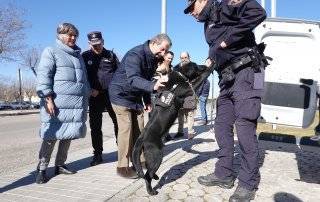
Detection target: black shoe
<box><xmin>165</xmin><ymin>135</ymin><xmax>172</xmax><ymax>141</ymax></box>
<box><xmin>55</xmin><ymin>165</ymin><xmax>76</xmax><ymax>175</ymax></box>
<box><xmin>198</xmin><ymin>173</ymin><xmax>234</xmax><ymax>189</ymax></box>
<box><xmin>229</xmin><ymin>186</ymin><xmax>256</xmax><ymax>202</ymax></box>
<box><xmin>90</xmin><ymin>154</ymin><xmax>103</xmax><ymax>166</ymax></box>
<box><xmin>35</xmin><ymin>170</ymin><xmax>48</xmax><ymax>184</ymax></box>
<box><xmin>175</xmin><ymin>132</ymin><xmax>184</xmax><ymax>138</ymax></box>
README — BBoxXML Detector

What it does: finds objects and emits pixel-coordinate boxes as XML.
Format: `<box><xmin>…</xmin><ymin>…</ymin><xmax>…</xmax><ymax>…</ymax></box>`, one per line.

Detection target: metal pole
<box><xmin>161</xmin><ymin>0</ymin><xmax>167</xmax><ymax>33</ymax></box>
<box><xmin>18</xmin><ymin>68</ymin><xmax>22</xmax><ymax>103</ymax></box>
<box><xmin>261</xmin><ymin>0</ymin><xmax>265</xmax><ymax>9</ymax></box>
<box><xmin>271</xmin><ymin>0</ymin><xmax>276</xmax><ymax>18</ymax></box>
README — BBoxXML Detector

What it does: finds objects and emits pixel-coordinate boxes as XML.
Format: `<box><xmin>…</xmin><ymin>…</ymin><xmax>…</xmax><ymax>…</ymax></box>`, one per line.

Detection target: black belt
<box><xmin>226</xmin><ymin>55</ymin><xmax>252</xmax><ymax>72</ymax></box>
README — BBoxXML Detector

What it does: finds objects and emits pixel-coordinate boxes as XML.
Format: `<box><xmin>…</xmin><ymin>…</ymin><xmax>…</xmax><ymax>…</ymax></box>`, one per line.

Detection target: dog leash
<box><xmin>176</xmin><ymin>71</ymin><xmax>197</xmax><ymax>97</ymax></box>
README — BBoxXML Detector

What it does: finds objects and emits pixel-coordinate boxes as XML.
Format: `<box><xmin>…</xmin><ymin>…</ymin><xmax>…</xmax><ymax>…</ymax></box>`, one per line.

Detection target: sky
<box><xmin>0</xmin><ymin>0</ymin><xmax>320</xmax><ymax>92</ymax></box>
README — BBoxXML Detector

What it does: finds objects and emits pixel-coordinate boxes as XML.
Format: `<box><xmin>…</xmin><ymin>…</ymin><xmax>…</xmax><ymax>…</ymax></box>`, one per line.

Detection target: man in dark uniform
<box><xmin>82</xmin><ymin>31</ymin><xmax>119</xmax><ymax>166</ymax></box>
<box><xmin>184</xmin><ymin>0</ymin><xmax>267</xmax><ymax>201</ymax></box>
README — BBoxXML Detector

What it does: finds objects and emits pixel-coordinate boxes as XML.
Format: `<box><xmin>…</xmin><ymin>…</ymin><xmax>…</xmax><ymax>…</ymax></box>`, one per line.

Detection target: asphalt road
<box><xmin>0</xmin><ymin>113</ymin><xmax>116</xmax><ymax>175</ymax></box>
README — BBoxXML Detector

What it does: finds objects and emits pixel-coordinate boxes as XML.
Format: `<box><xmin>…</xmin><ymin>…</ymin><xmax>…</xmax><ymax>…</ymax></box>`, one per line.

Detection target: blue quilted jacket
<box><xmin>36</xmin><ymin>39</ymin><xmax>89</xmax><ymax>140</ymax></box>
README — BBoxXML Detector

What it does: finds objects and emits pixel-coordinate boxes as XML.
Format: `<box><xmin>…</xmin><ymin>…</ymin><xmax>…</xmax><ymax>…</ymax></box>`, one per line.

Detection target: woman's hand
<box><xmin>45</xmin><ymin>96</ymin><xmax>55</xmax><ymax>117</ymax></box>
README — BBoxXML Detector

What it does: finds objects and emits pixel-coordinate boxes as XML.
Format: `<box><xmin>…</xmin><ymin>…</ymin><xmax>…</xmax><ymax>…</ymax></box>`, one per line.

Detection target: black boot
<box><xmin>198</xmin><ymin>173</ymin><xmax>235</xmax><ymax>189</ymax></box>
<box><xmin>174</xmin><ymin>132</ymin><xmax>184</xmax><ymax>138</ymax></box>
<box><xmin>90</xmin><ymin>154</ymin><xmax>103</xmax><ymax>166</ymax></box>
<box><xmin>55</xmin><ymin>165</ymin><xmax>76</xmax><ymax>175</ymax></box>
<box><xmin>35</xmin><ymin>170</ymin><xmax>48</xmax><ymax>184</ymax></box>
<box><xmin>229</xmin><ymin>186</ymin><xmax>256</xmax><ymax>202</ymax></box>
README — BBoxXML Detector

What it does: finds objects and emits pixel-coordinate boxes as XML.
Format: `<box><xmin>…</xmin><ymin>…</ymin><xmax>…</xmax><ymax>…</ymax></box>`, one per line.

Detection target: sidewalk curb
<box><xmin>0</xmin><ymin>111</ymin><xmax>39</xmax><ymax>117</ymax></box>
<box><xmin>258</xmin><ymin>132</ymin><xmax>320</xmax><ymax>147</ymax></box>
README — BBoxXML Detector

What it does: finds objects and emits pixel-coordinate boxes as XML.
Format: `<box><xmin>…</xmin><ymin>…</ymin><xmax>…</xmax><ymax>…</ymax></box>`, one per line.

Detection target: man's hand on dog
<box><xmin>153</xmin><ymin>74</ymin><xmax>168</xmax><ymax>91</ymax></box>
<box><xmin>144</xmin><ymin>103</ymin><xmax>152</xmax><ymax>112</ymax></box>
<box><xmin>205</xmin><ymin>58</ymin><xmax>213</xmax><ymax>68</ymax></box>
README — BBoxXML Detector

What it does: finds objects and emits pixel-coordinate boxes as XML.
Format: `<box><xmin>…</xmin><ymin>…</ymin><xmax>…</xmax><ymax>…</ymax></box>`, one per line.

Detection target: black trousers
<box><xmin>89</xmin><ymin>90</ymin><xmax>118</xmax><ymax>155</ymax></box>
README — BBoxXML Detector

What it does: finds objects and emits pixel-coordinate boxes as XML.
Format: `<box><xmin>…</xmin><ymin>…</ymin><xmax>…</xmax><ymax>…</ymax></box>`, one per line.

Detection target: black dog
<box><xmin>132</xmin><ymin>62</ymin><xmax>215</xmax><ymax>195</ymax></box>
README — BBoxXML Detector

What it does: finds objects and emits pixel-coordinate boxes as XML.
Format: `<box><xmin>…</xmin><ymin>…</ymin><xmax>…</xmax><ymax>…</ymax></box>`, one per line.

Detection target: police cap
<box><xmin>184</xmin><ymin>0</ymin><xmax>196</xmax><ymax>14</ymax></box>
<box><xmin>87</xmin><ymin>31</ymin><xmax>103</xmax><ymax>45</ymax></box>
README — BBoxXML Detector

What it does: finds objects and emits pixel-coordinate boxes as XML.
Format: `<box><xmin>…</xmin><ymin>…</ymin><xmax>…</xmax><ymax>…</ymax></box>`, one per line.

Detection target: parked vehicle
<box><xmin>9</xmin><ymin>102</ymin><xmax>30</xmax><ymax>110</ymax></box>
<box><xmin>24</xmin><ymin>101</ymin><xmax>40</xmax><ymax>109</ymax></box>
<box><xmin>255</xmin><ymin>18</ymin><xmax>320</xmax><ymax>128</ymax></box>
<box><xmin>0</xmin><ymin>101</ymin><xmax>11</xmax><ymax>110</ymax></box>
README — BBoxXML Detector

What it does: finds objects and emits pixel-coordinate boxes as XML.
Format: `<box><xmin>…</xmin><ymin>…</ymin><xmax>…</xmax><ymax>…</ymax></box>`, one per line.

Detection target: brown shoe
<box><xmin>117</xmin><ymin>167</ymin><xmax>138</xmax><ymax>179</ymax></box>
<box><xmin>188</xmin><ymin>132</ymin><xmax>195</xmax><ymax>140</ymax></box>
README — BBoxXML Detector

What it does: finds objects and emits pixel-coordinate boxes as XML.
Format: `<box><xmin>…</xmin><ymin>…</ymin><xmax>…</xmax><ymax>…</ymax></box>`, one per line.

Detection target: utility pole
<box><xmin>271</xmin><ymin>0</ymin><xmax>277</xmax><ymax>18</ymax></box>
<box><xmin>161</xmin><ymin>0</ymin><xmax>167</xmax><ymax>33</ymax></box>
<box><xmin>261</xmin><ymin>0</ymin><xmax>265</xmax><ymax>9</ymax></box>
<box><xmin>18</xmin><ymin>68</ymin><xmax>22</xmax><ymax>103</ymax></box>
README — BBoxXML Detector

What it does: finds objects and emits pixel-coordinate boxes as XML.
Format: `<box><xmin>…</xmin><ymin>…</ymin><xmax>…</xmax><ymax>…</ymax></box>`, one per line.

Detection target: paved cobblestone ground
<box><xmin>111</xmin><ymin>129</ymin><xmax>320</xmax><ymax>202</ymax></box>
<box><xmin>1</xmin><ymin>119</ymin><xmax>320</xmax><ymax>201</ymax></box>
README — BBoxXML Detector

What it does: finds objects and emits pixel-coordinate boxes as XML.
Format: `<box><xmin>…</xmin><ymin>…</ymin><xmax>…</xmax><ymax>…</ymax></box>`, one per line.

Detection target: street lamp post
<box><xmin>18</xmin><ymin>68</ymin><xmax>22</xmax><ymax>103</ymax></box>
<box><xmin>271</xmin><ymin>0</ymin><xmax>277</xmax><ymax>18</ymax></box>
<box><xmin>161</xmin><ymin>0</ymin><xmax>167</xmax><ymax>33</ymax></box>
<box><xmin>261</xmin><ymin>0</ymin><xmax>265</xmax><ymax>9</ymax></box>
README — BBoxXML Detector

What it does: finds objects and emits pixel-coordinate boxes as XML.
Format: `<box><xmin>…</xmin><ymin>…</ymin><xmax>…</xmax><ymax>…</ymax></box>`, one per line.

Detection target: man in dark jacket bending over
<box><xmin>109</xmin><ymin>34</ymin><xmax>171</xmax><ymax>178</ymax></box>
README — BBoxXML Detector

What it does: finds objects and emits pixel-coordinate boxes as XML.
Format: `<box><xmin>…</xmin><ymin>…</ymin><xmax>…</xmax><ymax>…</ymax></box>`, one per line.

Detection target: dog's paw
<box><xmin>153</xmin><ymin>174</ymin><xmax>159</xmax><ymax>180</ymax></box>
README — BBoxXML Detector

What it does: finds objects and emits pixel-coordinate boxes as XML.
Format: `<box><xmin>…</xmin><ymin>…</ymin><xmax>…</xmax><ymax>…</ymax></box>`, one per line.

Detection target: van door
<box><xmin>255</xmin><ymin>18</ymin><xmax>320</xmax><ymax>128</ymax></box>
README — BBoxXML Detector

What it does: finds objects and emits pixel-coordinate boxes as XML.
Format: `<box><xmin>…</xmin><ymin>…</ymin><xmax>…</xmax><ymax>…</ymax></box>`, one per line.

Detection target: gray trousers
<box><xmin>37</xmin><ymin>139</ymin><xmax>71</xmax><ymax>171</ymax></box>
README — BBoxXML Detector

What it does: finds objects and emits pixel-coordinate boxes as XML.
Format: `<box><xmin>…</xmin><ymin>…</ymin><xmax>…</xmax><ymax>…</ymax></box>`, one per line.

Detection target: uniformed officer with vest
<box><xmin>82</xmin><ymin>31</ymin><xmax>119</xmax><ymax>166</ymax></box>
<box><xmin>184</xmin><ymin>0</ymin><xmax>267</xmax><ymax>201</ymax></box>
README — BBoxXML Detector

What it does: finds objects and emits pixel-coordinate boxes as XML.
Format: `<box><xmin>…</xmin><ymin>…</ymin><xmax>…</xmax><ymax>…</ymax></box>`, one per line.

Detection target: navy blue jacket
<box><xmin>199</xmin><ymin>0</ymin><xmax>266</xmax><ymax>67</ymax></box>
<box><xmin>82</xmin><ymin>48</ymin><xmax>119</xmax><ymax>91</ymax></box>
<box><xmin>197</xmin><ymin>79</ymin><xmax>210</xmax><ymax>98</ymax></box>
<box><xmin>108</xmin><ymin>41</ymin><xmax>158</xmax><ymax>110</ymax></box>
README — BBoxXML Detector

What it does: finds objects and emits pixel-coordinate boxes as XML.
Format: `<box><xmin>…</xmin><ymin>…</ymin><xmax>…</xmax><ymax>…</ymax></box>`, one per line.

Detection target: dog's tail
<box><xmin>132</xmin><ymin>135</ymin><xmax>144</xmax><ymax>178</ymax></box>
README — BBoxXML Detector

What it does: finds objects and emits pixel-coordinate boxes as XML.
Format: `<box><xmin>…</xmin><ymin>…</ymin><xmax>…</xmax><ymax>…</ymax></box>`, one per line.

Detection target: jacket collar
<box><xmin>197</xmin><ymin>0</ymin><xmax>214</xmax><ymax>22</ymax></box>
<box><xmin>56</xmin><ymin>39</ymin><xmax>81</xmax><ymax>57</ymax></box>
<box><xmin>143</xmin><ymin>40</ymin><xmax>157</xmax><ymax>69</ymax></box>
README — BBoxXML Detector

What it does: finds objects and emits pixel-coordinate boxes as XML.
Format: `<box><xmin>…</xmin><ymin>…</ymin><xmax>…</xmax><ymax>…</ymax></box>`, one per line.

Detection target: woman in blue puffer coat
<box><xmin>35</xmin><ymin>23</ymin><xmax>89</xmax><ymax>184</ymax></box>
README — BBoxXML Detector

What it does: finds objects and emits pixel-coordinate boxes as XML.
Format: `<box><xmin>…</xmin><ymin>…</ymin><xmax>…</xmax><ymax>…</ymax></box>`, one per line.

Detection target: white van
<box><xmin>254</xmin><ymin>18</ymin><xmax>320</xmax><ymax>128</ymax></box>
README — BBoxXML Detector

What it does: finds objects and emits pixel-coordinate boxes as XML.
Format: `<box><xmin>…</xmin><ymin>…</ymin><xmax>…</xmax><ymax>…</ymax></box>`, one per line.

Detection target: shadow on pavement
<box><xmin>154</xmin><ymin>137</ymin><xmax>216</xmax><ymax>191</ymax></box>
<box><xmin>0</xmin><ymin>167</ymin><xmax>53</xmax><ymax>193</ymax></box>
<box><xmin>67</xmin><ymin>151</ymin><xmax>118</xmax><ymax>172</ymax></box>
<box><xmin>273</xmin><ymin>192</ymin><xmax>303</xmax><ymax>202</ymax></box>
<box><xmin>258</xmin><ymin>136</ymin><xmax>320</xmax><ymax>185</ymax></box>
<box><xmin>0</xmin><ymin>151</ymin><xmax>117</xmax><ymax>194</ymax></box>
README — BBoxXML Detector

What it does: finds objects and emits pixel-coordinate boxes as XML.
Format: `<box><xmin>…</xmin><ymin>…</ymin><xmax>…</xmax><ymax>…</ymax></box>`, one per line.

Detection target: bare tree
<box><xmin>0</xmin><ymin>75</ymin><xmax>8</xmax><ymax>100</ymax></box>
<box><xmin>0</xmin><ymin>75</ymin><xmax>19</xmax><ymax>101</ymax></box>
<box><xmin>18</xmin><ymin>47</ymin><xmax>41</xmax><ymax>76</ymax></box>
<box><xmin>0</xmin><ymin>3</ymin><xmax>28</xmax><ymax>62</ymax></box>
<box><xmin>23</xmin><ymin>76</ymin><xmax>36</xmax><ymax>101</ymax></box>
